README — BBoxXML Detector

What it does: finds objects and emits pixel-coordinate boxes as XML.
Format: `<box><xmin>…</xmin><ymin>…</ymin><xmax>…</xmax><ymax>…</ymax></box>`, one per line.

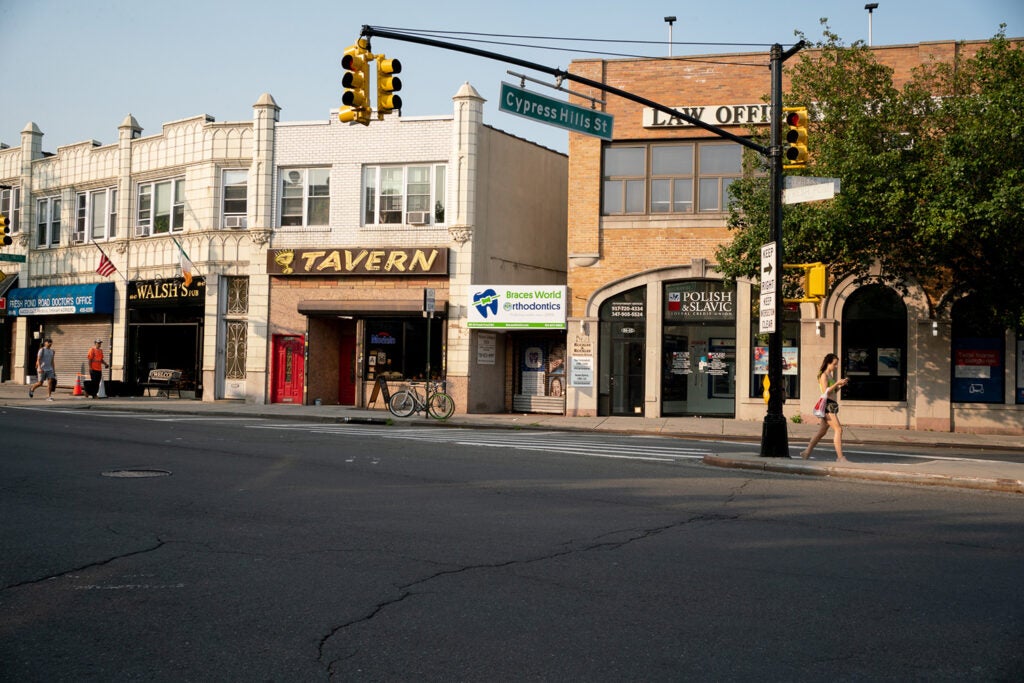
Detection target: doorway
<box><xmin>271</xmin><ymin>334</ymin><xmax>305</xmax><ymax>403</ymax></box>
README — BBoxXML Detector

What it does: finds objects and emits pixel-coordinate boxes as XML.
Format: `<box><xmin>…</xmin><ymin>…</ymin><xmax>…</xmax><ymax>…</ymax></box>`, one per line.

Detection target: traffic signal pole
<box><xmin>359</xmin><ymin>26</ymin><xmax>802</xmax><ymax>457</ymax></box>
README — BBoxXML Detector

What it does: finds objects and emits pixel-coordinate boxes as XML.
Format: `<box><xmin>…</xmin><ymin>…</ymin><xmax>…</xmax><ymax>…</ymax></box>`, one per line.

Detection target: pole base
<box><xmin>760</xmin><ymin>413</ymin><xmax>790</xmax><ymax>457</ymax></box>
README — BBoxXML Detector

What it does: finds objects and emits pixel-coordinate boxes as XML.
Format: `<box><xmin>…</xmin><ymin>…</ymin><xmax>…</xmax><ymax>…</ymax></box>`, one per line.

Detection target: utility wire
<box><xmin>369</xmin><ymin>26</ymin><xmax>774</xmax><ymax>67</ymax></box>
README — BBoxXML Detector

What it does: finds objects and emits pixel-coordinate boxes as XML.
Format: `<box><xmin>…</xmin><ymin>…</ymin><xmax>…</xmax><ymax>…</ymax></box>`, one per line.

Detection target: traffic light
<box><xmin>0</xmin><ymin>214</ymin><xmax>10</xmax><ymax>246</ymax></box>
<box><xmin>782</xmin><ymin>262</ymin><xmax>827</xmax><ymax>303</ymax></box>
<box><xmin>806</xmin><ymin>263</ymin><xmax>827</xmax><ymax>299</ymax></box>
<box><xmin>782</xmin><ymin>106</ymin><xmax>809</xmax><ymax>168</ymax></box>
<box><xmin>376</xmin><ymin>55</ymin><xmax>402</xmax><ymax>117</ymax></box>
<box><xmin>340</xmin><ymin>41</ymin><xmax>372</xmax><ymax>126</ymax></box>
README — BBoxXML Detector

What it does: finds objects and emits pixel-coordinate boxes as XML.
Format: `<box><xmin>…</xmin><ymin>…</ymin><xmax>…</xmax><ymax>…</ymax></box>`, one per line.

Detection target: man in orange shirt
<box><xmin>87</xmin><ymin>339</ymin><xmax>110</xmax><ymax>398</ymax></box>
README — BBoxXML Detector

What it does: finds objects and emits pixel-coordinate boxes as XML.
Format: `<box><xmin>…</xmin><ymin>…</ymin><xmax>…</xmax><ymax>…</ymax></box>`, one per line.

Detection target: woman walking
<box><xmin>800</xmin><ymin>353</ymin><xmax>850</xmax><ymax>462</ymax></box>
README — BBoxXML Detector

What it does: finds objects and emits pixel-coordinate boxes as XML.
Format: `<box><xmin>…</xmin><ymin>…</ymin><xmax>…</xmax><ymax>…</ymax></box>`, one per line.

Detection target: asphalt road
<box><xmin>2</xmin><ymin>407</ymin><xmax>1022</xmax><ymax>681</ymax></box>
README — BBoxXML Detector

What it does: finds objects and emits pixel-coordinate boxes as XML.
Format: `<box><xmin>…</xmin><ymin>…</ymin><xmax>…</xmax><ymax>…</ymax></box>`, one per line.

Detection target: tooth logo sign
<box><xmin>473</xmin><ymin>288</ymin><xmax>499</xmax><ymax>318</ymax></box>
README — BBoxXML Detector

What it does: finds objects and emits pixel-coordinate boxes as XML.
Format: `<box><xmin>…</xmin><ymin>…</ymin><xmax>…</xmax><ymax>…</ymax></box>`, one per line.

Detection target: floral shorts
<box><xmin>825</xmin><ymin>399</ymin><xmax>839</xmax><ymax>415</ymax></box>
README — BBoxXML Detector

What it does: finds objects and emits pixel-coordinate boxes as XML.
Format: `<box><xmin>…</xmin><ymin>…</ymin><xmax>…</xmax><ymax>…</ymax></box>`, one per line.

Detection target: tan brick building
<box><xmin>563</xmin><ymin>39</ymin><xmax>1023</xmax><ymax>434</ymax></box>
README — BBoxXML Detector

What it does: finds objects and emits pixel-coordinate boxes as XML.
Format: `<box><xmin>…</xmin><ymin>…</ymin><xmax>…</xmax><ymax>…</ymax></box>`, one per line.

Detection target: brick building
<box><xmin>563</xmin><ymin>39</ymin><xmax>1023</xmax><ymax>434</ymax></box>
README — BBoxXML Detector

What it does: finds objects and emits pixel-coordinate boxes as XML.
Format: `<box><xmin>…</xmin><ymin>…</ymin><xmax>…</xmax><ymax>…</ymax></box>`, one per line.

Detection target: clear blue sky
<box><xmin>1</xmin><ymin>0</ymin><xmax>1020</xmax><ymax>155</ymax></box>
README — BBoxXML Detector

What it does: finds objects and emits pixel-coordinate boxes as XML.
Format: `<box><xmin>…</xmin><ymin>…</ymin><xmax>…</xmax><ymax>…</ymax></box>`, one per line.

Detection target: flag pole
<box><xmin>171</xmin><ymin>237</ymin><xmax>202</xmax><ymax>277</ymax></box>
<box><xmin>93</xmin><ymin>241</ymin><xmax>129</xmax><ymax>283</ymax></box>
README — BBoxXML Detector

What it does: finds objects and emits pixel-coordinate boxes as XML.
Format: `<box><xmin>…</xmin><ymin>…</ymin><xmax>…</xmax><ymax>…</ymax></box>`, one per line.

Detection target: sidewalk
<box><xmin>2</xmin><ymin>381</ymin><xmax>1021</xmax><ymax>494</ymax></box>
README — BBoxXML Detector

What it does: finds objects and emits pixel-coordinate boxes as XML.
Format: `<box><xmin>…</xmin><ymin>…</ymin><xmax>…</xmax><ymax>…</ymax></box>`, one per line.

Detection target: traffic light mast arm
<box><xmin>360</xmin><ymin>25</ymin><xmax>796</xmax><ymax>157</ymax></box>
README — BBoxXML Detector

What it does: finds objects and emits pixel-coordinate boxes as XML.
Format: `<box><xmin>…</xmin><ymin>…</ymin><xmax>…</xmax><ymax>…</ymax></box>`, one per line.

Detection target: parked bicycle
<box><xmin>387</xmin><ymin>380</ymin><xmax>455</xmax><ymax>420</ymax></box>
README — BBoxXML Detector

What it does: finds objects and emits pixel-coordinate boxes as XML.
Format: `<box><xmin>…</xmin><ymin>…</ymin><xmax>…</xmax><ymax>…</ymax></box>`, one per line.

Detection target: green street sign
<box><xmin>499</xmin><ymin>82</ymin><xmax>613</xmax><ymax>140</ymax></box>
<box><xmin>0</xmin><ymin>253</ymin><xmax>26</xmax><ymax>263</ymax></box>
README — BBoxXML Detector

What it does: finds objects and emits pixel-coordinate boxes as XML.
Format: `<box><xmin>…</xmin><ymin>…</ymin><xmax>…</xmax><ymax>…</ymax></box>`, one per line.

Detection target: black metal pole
<box><xmin>361</xmin><ymin>25</ymin><xmax>772</xmax><ymax>156</ymax></box>
<box><xmin>760</xmin><ymin>43</ymin><xmax>791</xmax><ymax>457</ymax></box>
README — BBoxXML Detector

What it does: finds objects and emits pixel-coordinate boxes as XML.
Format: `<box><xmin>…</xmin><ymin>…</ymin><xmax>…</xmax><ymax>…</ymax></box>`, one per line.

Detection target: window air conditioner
<box><xmin>135</xmin><ymin>224</ymin><xmax>150</xmax><ymax>237</ymax></box>
<box><xmin>224</xmin><ymin>215</ymin><xmax>247</xmax><ymax>229</ymax></box>
<box><xmin>71</xmin><ymin>232</ymin><xmax>86</xmax><ymax>244</ymax></box>
<box><xmin>406</xmin><ymin>211</ymin><xmax>430</xmax><ymax>225</ymax></box>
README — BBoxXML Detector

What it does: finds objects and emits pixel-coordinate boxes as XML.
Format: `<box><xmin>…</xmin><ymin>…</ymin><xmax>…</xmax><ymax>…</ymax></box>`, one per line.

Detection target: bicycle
<box><xmin>387</xmin><ymin>380</ymin><xmax>455</xmax><ymax>420</ymax></box>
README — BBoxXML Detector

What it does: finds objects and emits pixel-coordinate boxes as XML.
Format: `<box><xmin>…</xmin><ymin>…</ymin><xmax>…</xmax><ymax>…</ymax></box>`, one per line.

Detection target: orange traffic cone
<box><xmin>73</xmin><ymin>374</ymin><xmax>84</xmax><ymax>397</ymax></box>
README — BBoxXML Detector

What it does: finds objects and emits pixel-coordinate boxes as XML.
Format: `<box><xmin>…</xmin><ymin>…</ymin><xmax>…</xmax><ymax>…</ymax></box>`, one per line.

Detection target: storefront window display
<box><xmin>841</xmin><ymin>285</ymin><xmax>907</xmax><ymax>402</ymax></box>
<box><xmin>951</xmin><ymin>296</ymin><xmax>1005</xmax><ymax>404</ymax></box>
<box><xmin>661</xmin><ymin>280</ymin><xmax>736</xmax><ymax>418</ymax></box>
<box><xmin>364</xmin><ymin>316</ymin><xmax>445</xmax><ymax>381</ymax></box>
<box><xmin>749</xmin><ymin>300</ymin><xmax>800</xmax><ymax>401</ymax></box>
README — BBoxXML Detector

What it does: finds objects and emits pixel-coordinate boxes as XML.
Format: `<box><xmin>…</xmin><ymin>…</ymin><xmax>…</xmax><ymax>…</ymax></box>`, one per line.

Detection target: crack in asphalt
<box><xmin>1</xmin><ymin>538</ymin><xmax>166</xmax><ymax>592</ymax></box>
<box><xmin>317</xmin><ymin>512</ymin><xmax>739</xmax><ymax>676</ymax></box>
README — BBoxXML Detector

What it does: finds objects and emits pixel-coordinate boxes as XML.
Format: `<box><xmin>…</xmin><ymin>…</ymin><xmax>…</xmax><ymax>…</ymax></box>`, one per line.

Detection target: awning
<box><xmin>298</xmin><ymin>298</ymin><xmax>448</xmax><ymax>317</ymax></box>
<box><xmin>5</xmin><ymin>282</ymin><xmax>115</xmax><ymax>316</ymax></box>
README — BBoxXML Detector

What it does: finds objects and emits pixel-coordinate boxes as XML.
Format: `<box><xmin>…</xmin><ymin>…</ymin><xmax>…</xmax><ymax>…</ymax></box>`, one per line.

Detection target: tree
<box><xmin>715</xmin><ymin>25</ymin><xmax>1024</xmax><ymax>327</ymax></box>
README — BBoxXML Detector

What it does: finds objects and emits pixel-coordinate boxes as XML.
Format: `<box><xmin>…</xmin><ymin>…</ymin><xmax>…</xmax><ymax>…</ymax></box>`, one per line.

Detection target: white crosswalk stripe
<box><xmin>248</xmin><ymin>423</ymin><xmax>710</xmax><ymax>462</ymax></box>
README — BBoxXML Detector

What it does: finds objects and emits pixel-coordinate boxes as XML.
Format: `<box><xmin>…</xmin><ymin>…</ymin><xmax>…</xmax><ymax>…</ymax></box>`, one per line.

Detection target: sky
<box><xmin>1</xmin><ymin>0</ymin><xmax>1021</xmax><ymax>156</ymax></box>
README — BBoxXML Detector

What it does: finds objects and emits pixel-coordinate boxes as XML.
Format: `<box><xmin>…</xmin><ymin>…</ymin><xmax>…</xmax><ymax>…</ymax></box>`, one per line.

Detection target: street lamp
<box><xmin>865</xmin><ymin>3</ymin><xmax>879</xmax><ymax>46</ymax></box>
<box><xmin>665</xmin><ymin>16</ymin><xmax>676</xmax><ymax>57</ymax></box>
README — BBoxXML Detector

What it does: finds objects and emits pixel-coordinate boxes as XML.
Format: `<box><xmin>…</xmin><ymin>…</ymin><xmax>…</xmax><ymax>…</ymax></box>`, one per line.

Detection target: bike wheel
<box><xmin>388</xmin><ymin>391</ymin><xmax>417</xmax><ymax>418</ymax></box>
<box><xmin>427</xmin><ymin>392</ymin><xmax>455</xmax><ymax>420</ymax></box>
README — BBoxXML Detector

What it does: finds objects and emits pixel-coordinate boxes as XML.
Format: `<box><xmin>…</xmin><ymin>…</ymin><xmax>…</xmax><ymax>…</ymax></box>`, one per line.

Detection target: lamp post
<box><xmin>865</xmin><ymin>3</ymin><xmax>879</xmax><ymax>46</ymax></box>
<box><xmin>664</xmin><ymin>16</ymin><xmax>676</xmax><ymax>57</ymax></box>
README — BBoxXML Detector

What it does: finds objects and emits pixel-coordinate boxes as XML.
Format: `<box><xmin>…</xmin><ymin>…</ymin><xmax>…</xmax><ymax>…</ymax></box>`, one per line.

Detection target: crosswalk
<box><xmin>247</xmin><ymin>423</ymin><xmax>712</xmax><ymax>462</ymax></box>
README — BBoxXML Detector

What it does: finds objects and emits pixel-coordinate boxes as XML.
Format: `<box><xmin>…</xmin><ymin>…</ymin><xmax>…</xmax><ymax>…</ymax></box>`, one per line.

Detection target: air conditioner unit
<box><xmin>135</xmin><ymin>224</ymin><xmax>150</xmax><ymax>237</ymax></box>
<box><xmin>224</xmin><ymin>215</ymin><xmax>247</xmax><ymax>229</ymax></box>
<box><xmin>71</xmin><ymin>232</ymin><xmax>86</xmax><ymax>244</ymax></box>
<box><xmin>406</xmin><ymin>211</ymin><xmax>430</xmax><ymax>225</ymax></box>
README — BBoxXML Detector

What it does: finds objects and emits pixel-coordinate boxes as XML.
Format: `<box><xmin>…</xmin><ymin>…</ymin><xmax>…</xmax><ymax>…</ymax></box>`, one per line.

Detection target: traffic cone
<box><xmin>97</xmin><ymin>379</ymin><xmax>107</xmax><ymax>399</ymax></box>
<box><xmin>73</xmin><ymin>374</ymin><xmax>84</xmax><ymax>397</ymax></box>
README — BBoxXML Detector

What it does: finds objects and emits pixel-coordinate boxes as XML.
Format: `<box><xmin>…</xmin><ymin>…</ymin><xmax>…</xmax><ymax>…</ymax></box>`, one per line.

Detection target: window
<box><xmin>136</xmin><ymin>179</ymin><xmax>183</xmax><ymax>236</ymax></box>
<box><xmin>0</xmin><ymin>187</ymin><xmax>20</xmax><ymax>234</ymax></box>
<box><xmin>602</xmin><ymin>142</ymin><xmax>743</xmax><ymax>215</ymax></box>
<box><xmin>75</xmin><ymin>188</ymin><xmax>117</xmax><ymax>242</ymax></box>
<box><xmin>841</xmin><ymin>284</ymin><xmax>907</xmax><ymax>401</ymax></box>
<box><xmin>280</xmin><ymin>168</ymin><xmax>329</xmax><ymax>227</ymax></box>
<box><xmin>224</xmin><ymin>277</ymin><xmax>249</xmax><ymax>381</ymax></box>
<box><xmin>222</xmin><ymin>170</ymin><xmax>248</xmax><ymax>229</ymax></box>
<box><xmin>36</xmin><ymin>197</ymin><xmax>62</xmax><ymax>248</ymax></box>
<box><xmin>363</xmin><ymin>164</ymin><xmax>446</xmax><ymax>226</ymax></box>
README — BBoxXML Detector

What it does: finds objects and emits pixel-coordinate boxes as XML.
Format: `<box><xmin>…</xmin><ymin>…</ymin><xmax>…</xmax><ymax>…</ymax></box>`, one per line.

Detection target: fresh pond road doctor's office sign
<box><xmin>467</xmin><ymin>285</ymin><xmax>566</xmax><ymax>329</ymax></box>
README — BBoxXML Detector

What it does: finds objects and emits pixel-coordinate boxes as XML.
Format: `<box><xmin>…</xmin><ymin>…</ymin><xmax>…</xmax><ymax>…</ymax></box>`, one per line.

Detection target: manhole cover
<box><xmin>101</xmin><ymin>469</ymin><xmax>172</xmax><ymax>478</ymax></box>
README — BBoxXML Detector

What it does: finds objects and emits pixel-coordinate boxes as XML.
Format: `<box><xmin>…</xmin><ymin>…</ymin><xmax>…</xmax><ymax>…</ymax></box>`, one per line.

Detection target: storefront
<box><xmin>6</xmin><ymin>282</ymin><xmax>115</xmax><ymax>387</ymax></box>
<box><xmin>467</xmin><ymin>284</ymin><xmax>567</xmax><ymax>414</ymax></box>
<box><xmin>267</xmin><ymin>246</ymin><xmax>450</xmax><ymax>407</ymax></box>
<box><xmin>126</xmin><ymin>277</ymin><xmax>205</xmax><ymax>397</ymax></box>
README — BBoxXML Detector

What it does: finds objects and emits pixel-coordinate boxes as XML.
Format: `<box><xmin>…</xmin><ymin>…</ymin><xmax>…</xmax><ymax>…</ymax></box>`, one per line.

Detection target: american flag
<box><xmin>96</xmin><ymin>253</ymin><xmax>117</xmax><ymax>277</ymax></box>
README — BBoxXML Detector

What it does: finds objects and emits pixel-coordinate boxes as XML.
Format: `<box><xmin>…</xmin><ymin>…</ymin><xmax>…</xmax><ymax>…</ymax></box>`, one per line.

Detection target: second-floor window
<box><xmin>75</xmin><ymin>188</ymin><xmax>117</xmax><ymax>242</ymax></box>
<box><xmin>602</xmin><ymin>142</ymin><xmax>742</xmax><ymax>216</ymax></box>
<box><xmin>222</xmin><ymin>169</ymin><xmax>248</xmax><ymax>229</ymax></box>
<box><xmin>0</xmin><ymin>187</ymin><xmax>20</xmax><ymax>234</ymax></box>
<box><xmin>137</xmin><ymin>178</ymin><xmax>184</xmax><ymax>236</ymax></box>
<box><xmin>280</xmin><ymin>168</ymin><xmax>329</xmax><ymax>227</ymax></box>
<box><xmin>36</xmin><ymin>197</ymin><xmax>61</xmax><ymax>247</ymax></box>
<box><xmin>362</xmin><ymin>164</ymin><xmax>446</xmax><ymax>226</ymax></box>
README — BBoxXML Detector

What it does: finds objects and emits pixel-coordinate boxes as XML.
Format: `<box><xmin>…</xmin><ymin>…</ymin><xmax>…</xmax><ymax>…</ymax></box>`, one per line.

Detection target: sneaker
<box><xmin>28</xmin><ymin>389</ymin><xmax>33</xmax><ymax>398</ymax></box>
<box><xmin>47</xmin><ymin>397</ymin><xmax>54</xmax><ymax>401</ymax></box>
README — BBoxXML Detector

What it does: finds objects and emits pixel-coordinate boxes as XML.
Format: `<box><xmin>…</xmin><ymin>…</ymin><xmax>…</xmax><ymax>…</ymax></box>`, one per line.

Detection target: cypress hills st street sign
<box><xmin>499</xmin><ymin>82</ymin><xmax>613</xmax><ymax>140</ymax></box>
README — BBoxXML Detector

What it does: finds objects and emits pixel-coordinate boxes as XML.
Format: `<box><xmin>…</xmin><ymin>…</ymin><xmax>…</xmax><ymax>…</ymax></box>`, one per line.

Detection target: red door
<box><xmin>338</xmin><ymin>332</ymin><xmax>356</xmax><ymax>405</ymax></box>
<box><xmin>271</xmin><ymin>335</ymin><xmax>304</xmax><ymax>403</ymax></box>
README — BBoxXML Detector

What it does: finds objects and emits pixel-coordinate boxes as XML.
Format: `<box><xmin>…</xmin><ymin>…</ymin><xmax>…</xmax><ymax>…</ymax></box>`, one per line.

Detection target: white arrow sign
<box><xmin>783</xmin><ymin>176</ymin><xmax>841</xmax><ymax>204</ymax></box>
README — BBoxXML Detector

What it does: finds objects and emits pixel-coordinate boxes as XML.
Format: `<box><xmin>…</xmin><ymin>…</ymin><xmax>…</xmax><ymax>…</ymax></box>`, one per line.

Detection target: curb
<box><xmin>702</xmin><ymin>453</ymin><xmax>1024</xmax><ymax>494</ymax></box>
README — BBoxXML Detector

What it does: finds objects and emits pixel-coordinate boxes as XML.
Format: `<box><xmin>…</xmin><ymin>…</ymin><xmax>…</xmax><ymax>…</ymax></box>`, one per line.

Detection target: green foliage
<box><xmin>715</xmin><ymin>23</ymin><xmax>1024</xmax><ymax>326</ymax></box>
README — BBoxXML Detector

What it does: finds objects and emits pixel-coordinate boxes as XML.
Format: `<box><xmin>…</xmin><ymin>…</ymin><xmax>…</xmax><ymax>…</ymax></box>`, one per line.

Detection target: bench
<box><xmin>140</xmin><ymin>369</ymin><xmax>183</xmax><ymax>398</ymax></box>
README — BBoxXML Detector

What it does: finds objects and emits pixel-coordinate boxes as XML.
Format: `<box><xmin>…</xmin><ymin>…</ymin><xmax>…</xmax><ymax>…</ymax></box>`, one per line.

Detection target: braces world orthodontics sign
<box><xmin>468</xmin><ymin>285</ymin><xmax>567</xmax><ymax>329</ymax></box>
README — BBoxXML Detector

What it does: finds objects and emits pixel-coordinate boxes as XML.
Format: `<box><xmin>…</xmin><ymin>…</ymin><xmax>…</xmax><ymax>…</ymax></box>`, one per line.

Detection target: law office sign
<box><xmin>468</xmin><ymin>285</ymin><xmax>567</xmax><ymax>329</ymax></box>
